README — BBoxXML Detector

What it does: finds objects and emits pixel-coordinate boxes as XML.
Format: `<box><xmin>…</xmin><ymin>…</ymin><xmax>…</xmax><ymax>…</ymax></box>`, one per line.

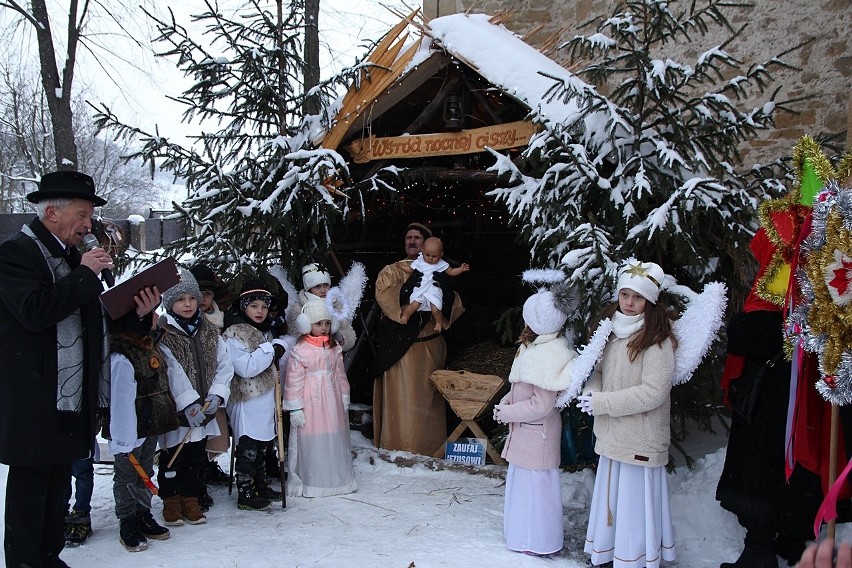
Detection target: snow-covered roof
<box><xmin>322</xmin><ymin>11</ymin><xmax>585</xmax><ymax>149</ymax></box>
<box><xmin>424</xmin><ymin>13</ymin><xmax>582</xmax><ymax>123</ymax></box>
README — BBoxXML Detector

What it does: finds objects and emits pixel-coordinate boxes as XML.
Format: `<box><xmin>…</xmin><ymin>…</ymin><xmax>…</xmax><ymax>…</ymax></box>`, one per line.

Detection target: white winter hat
<box><xmin>616</xmin><ymin>260</ymin><xmax>665</xmax><ymax>304</ymax></box>
<box><xmin>301</xmin><ymin>263</ymin><xmax>331</xmax><ymax>291</ymax></box>
<box><xmin>522</xmin><ymin>290</ymin><xmax>568</xmax><ymax>335</ymax></box>
<box><xmin>296</xmin><ymin>299</ymin><xmax>337</xmax><ymax>335</ymax></box>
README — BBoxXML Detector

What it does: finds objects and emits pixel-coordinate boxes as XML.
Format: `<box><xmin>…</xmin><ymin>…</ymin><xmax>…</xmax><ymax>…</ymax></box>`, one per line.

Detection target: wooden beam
<box><xmin>401</xmin><ymin>168</ymin><xmax>499</xmax><ymax>182</ymax></box>
<box><xmin>337</xmin><ymin>53</ymin><xmax>451</xmax><ymax>145</ymax></box>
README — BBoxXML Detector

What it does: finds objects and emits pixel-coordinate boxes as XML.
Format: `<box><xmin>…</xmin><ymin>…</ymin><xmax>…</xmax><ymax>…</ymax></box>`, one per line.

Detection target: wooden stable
<box><xmin>430</xmin><ymin>369</ymin><xmax>506</xmax><ymax>465</ymax></box>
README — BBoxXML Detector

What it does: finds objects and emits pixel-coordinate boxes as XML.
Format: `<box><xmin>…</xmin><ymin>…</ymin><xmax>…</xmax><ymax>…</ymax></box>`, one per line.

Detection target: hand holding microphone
<box><xmin>81</xmin><ymin>233</ymin><xmax>115</xmax><ymax>287</ymax></box>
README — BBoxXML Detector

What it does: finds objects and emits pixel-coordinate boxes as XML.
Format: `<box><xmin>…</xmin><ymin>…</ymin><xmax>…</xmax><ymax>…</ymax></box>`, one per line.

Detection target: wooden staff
<box><xmin>166</xmin><ymin>400</ymin><xmax>211</xmax><ymax>468</ymax></box>
<box><xmin>274</xmin><ymin>373</ymin><xmax>288</xmax><ymax>509</ymax></box>
<box><xmin>828</xmin><ymin>404</ymin><xmax>839</xmax><ymax>539</ymax></box>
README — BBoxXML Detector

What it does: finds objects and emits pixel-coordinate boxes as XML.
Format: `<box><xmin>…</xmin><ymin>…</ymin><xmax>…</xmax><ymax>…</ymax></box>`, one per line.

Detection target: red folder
<box><xmin>99</xmin><ymin>257</ymin><xmax>180</xmax><ymax>320</ymax></box>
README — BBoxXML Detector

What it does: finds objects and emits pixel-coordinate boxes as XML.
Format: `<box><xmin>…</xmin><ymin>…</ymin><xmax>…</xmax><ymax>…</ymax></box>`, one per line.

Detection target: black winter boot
<box><xmin>237</xmin><ymin>477</ymin><xmax>272</xmax><ymax>511</ymax></box>
<box><xmin>200</xmin><ymin>459</ymin><xmax>230</xmax><ymax>486</ymax></box>
<box><xmin>137</xmin><ymin>508</ymin><xmax>170</xmax><ymax>541</ymax></box>
<box><xmin>119</xmin><ymin>515</ymin><xmax>148</xmax><ymax>553</ymax></box>
<box><xmin>720</xmin><ymin>528</ymin><xmax>779</xmax><ymax>568</ymax></box>
<box><xmin>255</xmin><ymin>475</ymin><xmax>282</xmax><ymax>501</ymax></box>
<box><xmin>64</xmin><ymin>510</ymin><xmax>92</xmax><ymax>547</ymax></box>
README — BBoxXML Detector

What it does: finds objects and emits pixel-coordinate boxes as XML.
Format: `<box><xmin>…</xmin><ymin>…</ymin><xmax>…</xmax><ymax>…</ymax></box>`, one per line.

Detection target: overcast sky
<box><xmin>0</xmin><ymin>0</ymin><xmax>412</xmax><ymax>143</ymax></box>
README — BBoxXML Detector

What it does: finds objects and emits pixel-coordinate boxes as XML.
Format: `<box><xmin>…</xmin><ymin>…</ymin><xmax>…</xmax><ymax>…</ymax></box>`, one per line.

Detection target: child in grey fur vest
<box><xmin>223</xmin><ymin>279</ymin><xmax>290</xmax><ymax>511</ymax></box>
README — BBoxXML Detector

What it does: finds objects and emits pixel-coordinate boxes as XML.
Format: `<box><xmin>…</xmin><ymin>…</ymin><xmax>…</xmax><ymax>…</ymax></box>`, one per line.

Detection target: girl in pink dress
<box><xmin>282</xmin><ymin>300</ymin><xmax>356</xmax><ymax>497</ymax></box>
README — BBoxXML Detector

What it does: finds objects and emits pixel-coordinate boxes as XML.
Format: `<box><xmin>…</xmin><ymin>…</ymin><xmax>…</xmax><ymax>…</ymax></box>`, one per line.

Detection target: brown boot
<box><xmin>161</xmin><ymin>495</ymin><xmax>184</xmax><ymax>526</ymax></box>
<box><xmin>180</xmin><ymin>496</ymin><xmax>207</xmax><ymax>525</ymax></box>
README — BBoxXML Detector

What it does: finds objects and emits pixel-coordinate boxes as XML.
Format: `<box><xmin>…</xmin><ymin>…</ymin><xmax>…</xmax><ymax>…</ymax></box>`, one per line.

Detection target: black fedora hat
<box><xmin>27</xmin><ymin>171</ymin><xmax>107</xmax><ymax>206</ymax></box>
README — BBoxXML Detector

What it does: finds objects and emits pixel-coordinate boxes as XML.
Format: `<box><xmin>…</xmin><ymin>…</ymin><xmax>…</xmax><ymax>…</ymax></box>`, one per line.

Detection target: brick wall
<box><xmin>423</xmin><ymin>0</ymin><xmax>852</xmax><ymax>166</ymax></box>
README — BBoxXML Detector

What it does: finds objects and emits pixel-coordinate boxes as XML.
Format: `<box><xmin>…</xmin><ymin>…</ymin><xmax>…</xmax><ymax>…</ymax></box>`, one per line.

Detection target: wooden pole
<box><xmin>166</xmin><ymin>400</ymin><xmax>211</xmax><ymax>468</ymax></box>
<box><xmin>274</xmin><ymin>370</ymin><xmax>288</xmax><ymax>509</ymax></box>
<box><xmin>828</xmin><ymin>404</ymin><xmax>839</xmax><ymax>539</ymax></box>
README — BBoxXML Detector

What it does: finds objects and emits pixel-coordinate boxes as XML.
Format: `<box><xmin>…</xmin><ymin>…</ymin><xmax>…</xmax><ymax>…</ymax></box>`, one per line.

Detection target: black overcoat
<box><xmin>0</xmin><ymin>218</ymin><xmax>105</xmax><ymax>466</ymax></box>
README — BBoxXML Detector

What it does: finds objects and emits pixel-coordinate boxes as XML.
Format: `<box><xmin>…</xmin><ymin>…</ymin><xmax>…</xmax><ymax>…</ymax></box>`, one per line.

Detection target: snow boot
<box><xmin>118</xmin><ymin>515</ymin><xmax>148</xmax><ymax>553</ymax></box>
<box><xmin>180</xmin><ymin>496</ymin><xmax>207</xmax><ymax>524</ymax></box>
<box><xmin>237</xmin><ymin>477</ymin><xmax>271</xmax><ymax>511</ymax></box>
<box><xmin>255</xmin><ymin>473</ymin><xmax>282</xmax><ymax>501</ymax></box>
<box><xmin>257</xmin><ymin>482</ymin><xmax>282</xmax><ymax>501</ymax></box>
<box><xmin>63</xmin><ymin>510</ymin><xmax>92</xmax><ymax>547</ymax></box>
<box><xmin>199</xmin><ymin>489</ymin><xmax>214</xmax><ymax>512</ymax></box>
<box><xmin>138</xmin><ymin>508</ymin><xmax>170</xmax><ymax>540</ymax></box>
<box><xmin>161</xmin><ymin>495</ymin><xmax>184</xmax><ymax>526</ymax></box>
<box><xmin>720</xmin><ymin>529</ymin><xmax>778</xmax><ymax>568</ymax></box>
<box><xmin>201</xmin><ymin>459</ymin><xmax>230</xmax><ymax>486</ymax></box>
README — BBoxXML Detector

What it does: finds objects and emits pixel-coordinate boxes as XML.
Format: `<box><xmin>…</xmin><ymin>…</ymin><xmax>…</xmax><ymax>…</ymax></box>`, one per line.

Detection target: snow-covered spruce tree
<box><xmin>489</xmin><ymin>0</ymin><xmax>803</xmax><ymax>324</ymax></box>
<box><xmin>92</xmin><ymin>1</ymin><xmax>361</xmax><ymax>278</ymax></box>
<box><xmin>487</xmin><ymin>0</ymin><xmax>803</xmax><ymax>432</ymax></box>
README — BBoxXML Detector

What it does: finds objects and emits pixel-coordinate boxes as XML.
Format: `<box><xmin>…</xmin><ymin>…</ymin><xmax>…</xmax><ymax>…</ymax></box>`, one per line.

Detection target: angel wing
<box><xmin>555</xmin><ymin>318</ymin><xmax>613</xmax><ymax>408</ymax></box>
<box><xmin>268</xmin><ymin>265</ymin><xmax>299</xmax><ymax>312</ymax></box>
<box><xmin>668</xmin><ymin>281</ymin><xmax>728</xmax><ymax>385</ymax></box>
<box><xmin>326</xmin><ymin>261</ymin><xmax>368</xmax><ymax>323</ymax></box>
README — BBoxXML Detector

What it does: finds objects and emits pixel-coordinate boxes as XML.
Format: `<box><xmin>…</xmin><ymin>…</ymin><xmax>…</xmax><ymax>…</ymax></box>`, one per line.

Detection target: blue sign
<box><xmin>444</xmin><ymin>437</ymin><xmax>486</xmax><ymax>465</ymax></box>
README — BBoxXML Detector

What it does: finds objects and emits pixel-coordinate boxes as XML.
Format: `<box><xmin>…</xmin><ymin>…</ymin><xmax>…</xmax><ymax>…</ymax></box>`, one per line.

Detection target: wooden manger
<box><xmin>430</xmin><ymin>369</ymin><xmax>507</xmax><ymax>465</ymax></box>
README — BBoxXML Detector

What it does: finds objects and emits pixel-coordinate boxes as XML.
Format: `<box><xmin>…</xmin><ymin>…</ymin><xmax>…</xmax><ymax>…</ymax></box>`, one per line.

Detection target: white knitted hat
<box><xmin>616</xmin><ymin>260</ymin><xmax>665</xmax><ymax>304</ymax></box>
<box><xmin>296</xmin><ymin>299</ymin><xmax>337</xmax><ymax>335</ymax></box>
<box><xmin>301</xmin><ymin>263</ymin><xmax>331</xmax><ymax>291</ymax></box>
<box><xmin>522</xmin><ymin>290</ymin><xmax>568</xmax><ymax>335</ymax></box>
<box><xmin>162</xmin><ymin>269</ymin><xmax>201</xmax><ymax>311</ymax></box>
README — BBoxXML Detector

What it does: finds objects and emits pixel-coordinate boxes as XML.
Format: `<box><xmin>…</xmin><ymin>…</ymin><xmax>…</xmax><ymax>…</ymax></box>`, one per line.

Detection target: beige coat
<box><xmin>585</xmin><ymin>336</ymin><xmax>675</xmax><ymax>467</ymax></box>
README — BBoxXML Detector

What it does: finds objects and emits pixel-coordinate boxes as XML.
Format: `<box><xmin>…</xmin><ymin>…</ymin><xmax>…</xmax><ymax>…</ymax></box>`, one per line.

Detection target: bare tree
<box><xmin>0</xmin><ymin>66</ymin><xmax>166</xmax><ymax>214</ymax></box>
<box><xmin>0</xmin><ymin>0</ymin><xmax>85</xmax><ymax>170</ymax></box>
<box><xmin>303</xmin><ymin>0</ymin><xmax>320</xmax><ymax>116</ymax></box>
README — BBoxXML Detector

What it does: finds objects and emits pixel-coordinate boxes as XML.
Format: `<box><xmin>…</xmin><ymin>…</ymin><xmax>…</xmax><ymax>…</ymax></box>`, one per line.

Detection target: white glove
<box><xmin>492</xmin><ymin>404</ymin><xmax>506</xmax><ymax>424</ymax></box>
<box><xmin>342</xmin><ymin>395</ymin><xmax>350</xmax><ymax>414</ymax></box>
<box><xmin>184</xmin><ymin>403</ymin><xmax>205</xmax><ymax>428</ymax></box>
<box><xmin>290</xmin><ymin>409</ymin><xmax>306</xmax><ymax>428</ymax></box>
<box><xmin>577</xmin><ymin>394</ymin><xmax>594</xmax><ymax>416</ymax></box>
<box><xmin>203</xmin><ymin>394</ymin><xmax>221</xmax><ymax>415</ymax></box>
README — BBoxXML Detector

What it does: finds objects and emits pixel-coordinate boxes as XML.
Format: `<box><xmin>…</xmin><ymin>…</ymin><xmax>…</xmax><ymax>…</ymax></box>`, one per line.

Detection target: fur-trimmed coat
<box><xmin>497</xmin><ymin>333</ymin><xmax>577</xmax><ymax>470</ymax></box>
<box><xmin>223</xmin><ymin>322</ymin><xmax>277</xmax><ymax>403</ymax></box>
<box><xmin>202</xmin><ymin>300</ymin><xmax>225</xmax><ymax>331</ymax></box>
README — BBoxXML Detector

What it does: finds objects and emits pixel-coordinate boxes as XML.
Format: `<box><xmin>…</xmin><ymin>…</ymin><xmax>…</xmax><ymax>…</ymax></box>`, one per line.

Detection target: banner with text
<box><xmin>347</xmin><ymin>120</ymin><xmax>538</xmax><ymax>163</ymax></box>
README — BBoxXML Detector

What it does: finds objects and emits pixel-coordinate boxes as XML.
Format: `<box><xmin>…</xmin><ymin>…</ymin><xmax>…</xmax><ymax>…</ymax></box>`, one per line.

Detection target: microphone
<box><xmin>82</xmin><ymin>233</ymin><xmax>115</xmax><ymax>288</ymax></box>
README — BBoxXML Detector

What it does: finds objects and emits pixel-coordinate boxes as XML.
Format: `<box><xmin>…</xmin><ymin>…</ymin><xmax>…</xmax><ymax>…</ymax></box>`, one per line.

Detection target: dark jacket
<box><xmin>0</xmin><ymin>218</ymin><xmax>107</xmax><ymax>466</ymax></box>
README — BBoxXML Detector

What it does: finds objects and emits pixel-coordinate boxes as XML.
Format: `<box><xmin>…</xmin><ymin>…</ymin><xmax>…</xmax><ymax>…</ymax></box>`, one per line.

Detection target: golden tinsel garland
<box><xmin>804</xmin><ymin>209</ymin><xmax>852</xmax><ymax>374</ymax></box>
<box><xmin>754</xmin><ymin>136</ymin><xmax>849</xmax><ymax>307</ymax></box>
<box><xmin>792</xmin><ymin>135</ymin><xmax>837</xmax><ymax>204</ymax></box>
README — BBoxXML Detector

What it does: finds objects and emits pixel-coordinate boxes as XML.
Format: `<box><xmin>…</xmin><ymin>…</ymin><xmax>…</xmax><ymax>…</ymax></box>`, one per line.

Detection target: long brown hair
<box><xmin>594</xmin><ymin>300</ymin><xmax>678</xmax><ymax>362</ymax></box>
<box><xmin>518</xmin><ymin>324</ymin><xmax>538</xmax><ymax>346</ymax></box>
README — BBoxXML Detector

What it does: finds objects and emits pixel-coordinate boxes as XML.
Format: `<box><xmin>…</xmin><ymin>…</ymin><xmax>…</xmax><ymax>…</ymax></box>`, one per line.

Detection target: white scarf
<box><xmin>611</xmin><ymin>311</ymin><xmax>645</xmax><ymax>338</ymax></box>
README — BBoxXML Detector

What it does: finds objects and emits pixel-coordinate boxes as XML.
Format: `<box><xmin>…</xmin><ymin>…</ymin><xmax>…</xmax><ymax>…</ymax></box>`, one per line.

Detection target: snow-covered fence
<box><xmin>0</xmin><ymin>213</ymin><xmax>187</xmax><ymax>252</ymax></box>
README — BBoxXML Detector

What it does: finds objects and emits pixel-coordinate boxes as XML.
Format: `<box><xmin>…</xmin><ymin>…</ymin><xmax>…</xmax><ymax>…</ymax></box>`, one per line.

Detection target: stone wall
<box><xmin>423</xmin><ymin>0</ymin><xmax>852</xmax><ymax>167</ymax></box>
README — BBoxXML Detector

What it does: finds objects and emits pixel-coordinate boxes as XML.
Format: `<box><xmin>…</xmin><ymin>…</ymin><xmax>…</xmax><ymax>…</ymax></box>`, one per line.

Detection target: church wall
<box><xmin>423</xmin><ymin>0</ymin><xmax>852</xmax><ymax>166</ymax></box>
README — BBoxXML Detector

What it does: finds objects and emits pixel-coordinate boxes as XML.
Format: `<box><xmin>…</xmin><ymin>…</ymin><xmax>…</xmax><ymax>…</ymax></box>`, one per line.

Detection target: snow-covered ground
<box><xmin>4</xmin><ymin>417</ymin><xmax>847</xmax><ymax>567</ymax></box>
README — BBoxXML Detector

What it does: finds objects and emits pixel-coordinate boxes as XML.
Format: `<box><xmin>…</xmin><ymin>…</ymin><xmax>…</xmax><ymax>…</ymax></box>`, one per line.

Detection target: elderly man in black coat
<box><xmin>0</xmin><ymin>171</ymin><xmax>159</xmax><ymax>568</ymax></box>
